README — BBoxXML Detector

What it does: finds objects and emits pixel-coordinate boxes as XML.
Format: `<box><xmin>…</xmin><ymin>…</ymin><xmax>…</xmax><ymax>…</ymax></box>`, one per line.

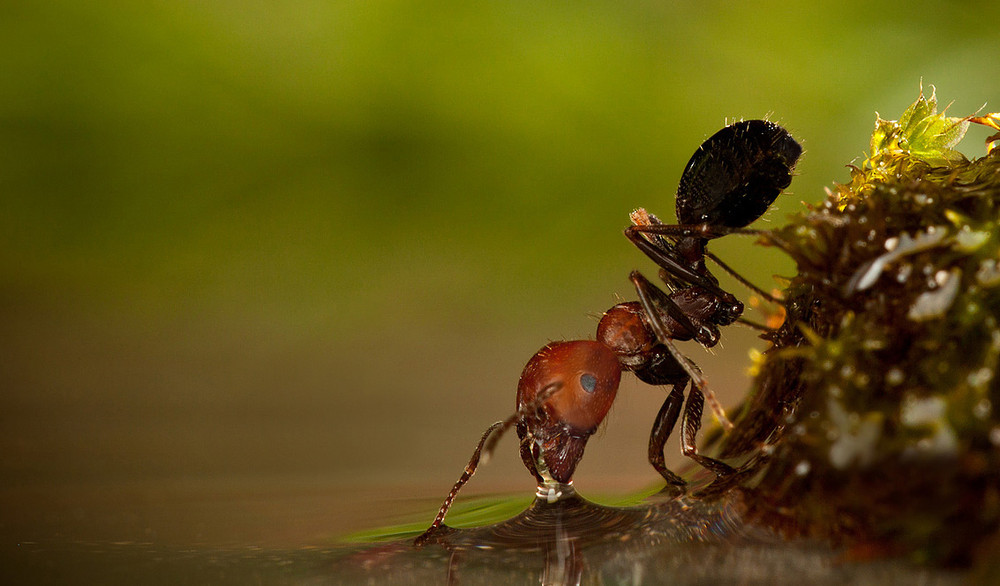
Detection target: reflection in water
<box><xmin>411</xmin><ymin>485</ymin><xmax>748</xmax><ymax>585</ymax></box>
<box><xmin>420</xmin><ymin>484</ymin><xmax>745</xmax><ymax>551</ymax></box>
<box><xmin>4</xmin><ymin>486</ymin><xmax>964</xmax><ymax>585</ymax></box>
<box><xmin>338</xmin><ymin>486</ymin><xmax>960</xmax><ymax>585</ymax></box>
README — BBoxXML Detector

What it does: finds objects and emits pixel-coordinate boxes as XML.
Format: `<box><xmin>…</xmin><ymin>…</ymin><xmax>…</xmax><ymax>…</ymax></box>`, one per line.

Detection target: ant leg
<box><xmin>648</xmin><ymin>383</ymin><xmax>687</xmax><ymax>488</ymax></box>
<box><xmin>630</xmin><ymin>223</ymin><xmax>780</xmax><ymax>247</ymax></box>
<box><xmin>631</xmin><ymin>272</ymin><xmax>734</xmax><ymax>431</ymax></box>
<box><xmin>628</xmin><ymin>222</ymin><xmax>796</xmax><ymax>285</ymax></box>
<box><xmin>630</xmin><ymin>271</ymin><xmax>713</xmax><ymax>345</ymax></box>
<box><xmin>628</xmin><ymin>218</ymin><xmax>784</xmax><ymax>304</ymax></box>
<box><xmin>415</xmin><ymin>421</ymin><xmax>505</xmax><ymax>544</ymax></box>
<box><xmin>629</xmin><ymin>222</ymin><xmax>763</xmax><ymax>240</ymax></box>
<box><xmin>704</xmin><ymin>251</ymin><xmax>783</xmax><ymax>305</ymax></box>
<box><xmin>625</xmin><ymin>225</ymin><xmax>726</xmax><ymax>298</ymax></box>
<box><xmin>680</xmin><ymin>382</ymin><xmax>736</xmax><ymax>477</ymax></box>
<box><xmin>750</xmin><ymin>229</ymin><xmax>796</xmax><ymax>257</ymax></box>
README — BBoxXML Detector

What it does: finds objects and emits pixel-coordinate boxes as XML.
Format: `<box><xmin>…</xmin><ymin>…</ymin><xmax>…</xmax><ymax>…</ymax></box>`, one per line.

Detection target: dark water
<box><xmin>3</xmin><ymin>488</ymin><xmax>966</xmax><ymax>585</ymax></box>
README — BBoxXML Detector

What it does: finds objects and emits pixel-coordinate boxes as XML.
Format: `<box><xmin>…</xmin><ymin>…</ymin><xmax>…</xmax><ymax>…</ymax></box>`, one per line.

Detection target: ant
<box><xmin>416</xmin><ymin>120</ymin><xmax>801</xmax><ymax>544</ymax></box>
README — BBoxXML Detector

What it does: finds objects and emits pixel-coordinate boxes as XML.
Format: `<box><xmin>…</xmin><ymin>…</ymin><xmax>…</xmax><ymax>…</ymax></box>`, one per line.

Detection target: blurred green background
<box><xmin>2</xmin><ymin>0</ymin><xmax>998</xmax><ymax>543</ymax></box>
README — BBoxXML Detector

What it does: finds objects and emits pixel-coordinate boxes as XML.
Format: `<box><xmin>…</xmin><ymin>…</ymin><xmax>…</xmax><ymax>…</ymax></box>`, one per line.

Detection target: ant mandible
<box><xmin>416</xmin><ymin>120</ymin><xmax>801</xmax><ymax>543</ymax></box>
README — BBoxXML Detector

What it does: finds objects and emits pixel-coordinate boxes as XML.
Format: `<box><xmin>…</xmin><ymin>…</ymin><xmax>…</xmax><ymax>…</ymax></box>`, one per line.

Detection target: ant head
<box><xmin>516</xmin><ymin>341</ymin><xmax>621</xmax><ymax>484</ymax></box>
<box><xmin>676</xmin><ymin>120</ymin><xmax>802</xmax><ymax>228</ymax></box>
<box><xmin>517</xmin><ymin>340</ymin><xmax>621</xmax><ymax>435</ymax></box>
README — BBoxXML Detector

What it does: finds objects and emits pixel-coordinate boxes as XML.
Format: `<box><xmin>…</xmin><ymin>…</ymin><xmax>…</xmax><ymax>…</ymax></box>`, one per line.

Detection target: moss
<box><xmin>724</xmin><ymin>88</ymin><xmax>1000</xmax><ymax>565</ymax></box>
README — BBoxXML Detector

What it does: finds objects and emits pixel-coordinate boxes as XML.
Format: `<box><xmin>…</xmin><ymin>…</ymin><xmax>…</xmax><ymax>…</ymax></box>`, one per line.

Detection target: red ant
<box><xmin>416</xmin><ymin>120</ymin><xmax>801</xmax><ymax>544</ymax></box>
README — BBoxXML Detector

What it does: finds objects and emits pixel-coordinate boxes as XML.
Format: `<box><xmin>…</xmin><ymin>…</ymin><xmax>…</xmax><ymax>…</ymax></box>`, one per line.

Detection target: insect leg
<box><xmin>680</xmin><ymin>382</ymin><xmax>736</xmax><ymax>477</ymax></box>
<box><xmin>630</xmin><ymin>271</ymin><xmax>733</xmax><ymax>431</ymax></box>
<box><xmin>647</xmin><ymin>382</ymin><xmax>687</xmax><ymax>488</ymax></box>
<box><xmin>704</xmin><ymin>250</ymin><xmax>783</xmax><ymax>305</ymax></box>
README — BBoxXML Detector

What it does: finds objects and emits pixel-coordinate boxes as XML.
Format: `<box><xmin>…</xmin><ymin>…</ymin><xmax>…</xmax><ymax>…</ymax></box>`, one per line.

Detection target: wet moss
<box><xmin>724</xmin><ymin>88</ymin><xmax>1000</xmax><ymax>565</ymax></box>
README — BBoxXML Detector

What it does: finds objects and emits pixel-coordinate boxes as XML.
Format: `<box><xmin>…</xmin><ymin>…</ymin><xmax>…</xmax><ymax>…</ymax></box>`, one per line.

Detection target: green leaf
<box><xmin>892</xmin><ymin>86</ymin><xmax>969</xmax><ymax>166</ymax></box>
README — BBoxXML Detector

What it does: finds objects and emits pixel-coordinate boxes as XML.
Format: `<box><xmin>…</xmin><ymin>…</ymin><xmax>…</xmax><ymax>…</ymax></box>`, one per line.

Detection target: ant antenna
<box><xmin>414</xmin><ymin>421</ymin><xmax>504</xmax><ymax>544</ymax></box>
<box><xmin>415</xmin><ymin>385</ymin><xmax>561</xmax><ymax>544</ymax></box>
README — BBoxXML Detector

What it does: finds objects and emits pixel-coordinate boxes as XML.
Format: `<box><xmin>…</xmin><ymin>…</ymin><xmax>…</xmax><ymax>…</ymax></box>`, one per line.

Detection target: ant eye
<box><xmin>579</xmin><ymin>373</ymin><xmax>598</xmax><ymax>393</ymax></box>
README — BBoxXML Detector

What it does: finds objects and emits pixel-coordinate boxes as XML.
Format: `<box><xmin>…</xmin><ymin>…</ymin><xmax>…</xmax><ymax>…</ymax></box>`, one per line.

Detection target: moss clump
<box><xmin>724</xmin><ymin>88</ymin><xmax>1000</xmax><ymax>565</ymax></box>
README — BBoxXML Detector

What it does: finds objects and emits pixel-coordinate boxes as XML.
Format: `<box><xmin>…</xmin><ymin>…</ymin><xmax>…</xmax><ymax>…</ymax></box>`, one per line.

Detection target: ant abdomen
<box><xmin>676</xmin><ymin>119</ymin><xmax>802</xmax><ymax>228</ymax></box>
